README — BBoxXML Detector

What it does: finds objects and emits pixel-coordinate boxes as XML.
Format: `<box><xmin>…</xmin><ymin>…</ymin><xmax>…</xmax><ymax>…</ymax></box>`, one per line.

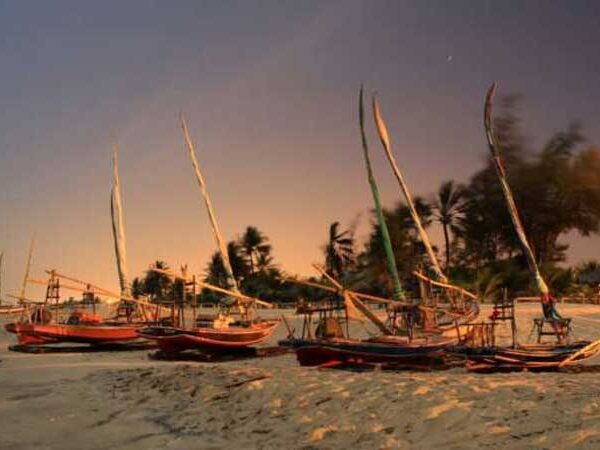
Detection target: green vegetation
<box><xmin>132</xmin><ymin>95</ymin><xmax>600</xmax><ymax>305</ymax></box>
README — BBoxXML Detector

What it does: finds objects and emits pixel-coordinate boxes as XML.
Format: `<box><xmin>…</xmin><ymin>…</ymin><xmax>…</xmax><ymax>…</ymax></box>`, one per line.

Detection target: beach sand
<box><xmin>1</xmin><ymin>303</ymin><xmax>600</xmax><ymax>450</ymax></box>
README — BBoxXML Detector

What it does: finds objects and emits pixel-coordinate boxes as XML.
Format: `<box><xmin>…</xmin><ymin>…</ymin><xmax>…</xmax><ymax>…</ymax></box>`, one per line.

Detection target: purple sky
<box><xmin>1</xmin><ymin>1</ymin><xmax>599</xmax><ymax>298</ymax></box>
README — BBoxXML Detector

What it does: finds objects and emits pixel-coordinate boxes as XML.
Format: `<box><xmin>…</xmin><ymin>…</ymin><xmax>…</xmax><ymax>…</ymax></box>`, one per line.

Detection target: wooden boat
<box><xmin>6</xmin><ymin>150</ymin><xmax>162</xmax><ymax>347</ymax></box>
<box><xmin>7</xmin><ymin>321</ymin><xmax>140</xmax><ymax>345</ymax></box>
<box><xmin>295</xmin><ymin>337</ymin><xmax>452</xmax><ymax>367</ymax></box>
<box><xmin>136</xmin><ymin>115</ymin><xmax>279</xmax><ymax>354</ymax></box>
<box><xmin>452</xmin><ymin>341</ymin><xmax>594</xmax><ymax>372</ymax></box>
<box><xmin>3</xmin><ymin>277</ymin><xmax>154</xmax><ymax>346</ymax></box>
<box><xmin>284</xmin><ymin>89</ymin><xmax>479</xmax><ymax>368</ymax></box>
<box><xmin>447</xmin><ymin>84</ymin><xmax>600</xmax><ymax>372</ymax></box>
<box><xmin>138</xmin><ymin>319</ymin><xmax>279</xmax><ymax>353</ymax></box>
<box><xmin>5</xmin><ymin>321</ymin><xmax>56</xmax><ymax>345</ymax></box>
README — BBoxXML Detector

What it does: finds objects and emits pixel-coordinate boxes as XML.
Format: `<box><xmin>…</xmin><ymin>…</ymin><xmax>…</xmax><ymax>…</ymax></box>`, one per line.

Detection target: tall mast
<box><xmin>372</xmin><ymin>95</ymin><xmax>447</xmax><ymax>282</ymax></box>
<box><xmin>483</xmin><ymin>83</ymin><xmax>560</xmax><ymax>320</ymax></box>
<box><xmin>359</xmin><ymin>86</ymin><xmax>405</xmax><ymax>301</ymax></box>
<box><xmin>0</xmin><ymin>251</ymin><xmax>4</xmax><ymax>303</ymax></box>
<box><xmin>180</xmin><ymin>113</ymin><xmax>240</xmax><ymax>294</ymax></box>
<box><xmin>19</xmin><ymin>235</ymin><xmax>35</xmax><ymax>304</ymax></box>
<box><xmin>111</xmin><ymin>144</ymin><xmax>131</xmax><ymax>297</ymax></box>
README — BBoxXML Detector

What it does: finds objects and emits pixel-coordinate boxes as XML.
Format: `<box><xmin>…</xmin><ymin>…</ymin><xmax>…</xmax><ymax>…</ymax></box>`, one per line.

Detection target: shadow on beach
<box><xmin>148</xmin><ymin>345</ymin><xmax>293</xmax><ymax>363</ymax></box>
<box><xmin>8</xmin><ymin>341</ymin><xmax>156</xmax><ymax>354</ymax></box>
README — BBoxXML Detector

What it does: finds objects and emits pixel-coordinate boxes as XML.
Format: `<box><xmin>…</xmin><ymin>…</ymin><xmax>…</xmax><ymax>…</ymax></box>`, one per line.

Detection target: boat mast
<box><xmin>111</xmin><ymin>144</ymin><xmax>131</xmax><ymax>297</ymax></box>
<box><xmin>372</xmin><ymin>95</ymin><xmax>447</xmax><ymax>282</ymax></box>
<box><xmin>358</xmin><ymin>86</ymin><xmax>405</xmax><ymax>301</ymax></box>
<box><xmin>179</xmin><ymin>114</ymin><xmax>241</xmax><ymax>296</ymax></box>
<box><xmin>483</xmin><ymin>83</ymin><xmax>560</xmax><ymax>320</ymax></box>
<box><xmin>19</xmin><ymin>235</ymin><xmax>35</xmax><ymax>305</ymax></box>
<box><xmin>0</xmin><ymin>251</ymin><xmax>4</xmax><ymax>304</ymax></box>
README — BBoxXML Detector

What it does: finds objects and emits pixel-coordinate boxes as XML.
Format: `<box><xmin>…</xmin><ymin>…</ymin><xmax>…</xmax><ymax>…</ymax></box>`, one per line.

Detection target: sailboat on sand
<box><xmin>289</xmin><ymin>87</ymin><xmax>476</xmax><ymax>367</ymax></box>
<box><xmin>5</xmin><ymin>147</ymin><xmax>160</xmax><ymax>346</ymax></box>
<box><xmin>138</xmin><ymin>114</ymin><xmax>279</xmax><ymax>353</ymax></box>
<box><xmin>453</xmin><ymin>83</ymin><xmax>600</xmax><ymax>371</ymax></box>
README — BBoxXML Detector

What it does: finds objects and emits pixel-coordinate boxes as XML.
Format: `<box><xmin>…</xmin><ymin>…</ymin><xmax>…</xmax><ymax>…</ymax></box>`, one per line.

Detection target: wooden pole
<box><xmin>19</xmin><ymin>235</ymin><xmax>36</xmax><ymax>305</ymax></box>
<box><xmin>180</xmin><ymin>113</ymin><xmax>240</xmax><ymax>296</ymax></box>
<box><xmin>372</xmin><ymin>96</ymin><xmax>447</xmax><ymax>282</ymax></box>
<box><xmin>313</xmin><ymin>264</ymin><xmax>392</xmax><ymax>335</ymax></box>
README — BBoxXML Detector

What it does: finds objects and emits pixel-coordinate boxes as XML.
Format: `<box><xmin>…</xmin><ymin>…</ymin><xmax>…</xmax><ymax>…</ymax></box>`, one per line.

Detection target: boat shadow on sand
<box><xmin>148</xmin><ymin>345</ymin><xmax>293</xmax><ymax>363</ymax></box>
<box><xmin>8</xmin><ymin>341</ymin><xmax>157</xmax><ymax>354</ymax></box>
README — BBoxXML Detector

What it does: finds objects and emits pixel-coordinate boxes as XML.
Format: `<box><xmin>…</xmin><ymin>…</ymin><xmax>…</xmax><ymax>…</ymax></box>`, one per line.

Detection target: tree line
<box><xmin>131</xmin><ymin>95</ymin><xmax>600</xmax><ymax>304</ymax></box>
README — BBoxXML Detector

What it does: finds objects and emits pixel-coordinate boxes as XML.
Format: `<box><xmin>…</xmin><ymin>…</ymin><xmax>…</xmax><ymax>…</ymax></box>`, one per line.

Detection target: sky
<box><xmin>1</xmin><ymin>0</ymin><xmax>599</xmax><ymax>299</ymax></box>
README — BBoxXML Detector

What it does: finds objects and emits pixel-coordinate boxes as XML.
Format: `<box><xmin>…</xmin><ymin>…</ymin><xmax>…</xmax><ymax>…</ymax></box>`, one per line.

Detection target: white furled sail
<box><xmin>179</xmin><ymin>113</ymin><xmax>240</xmax><ymax>294</ymax></box>
<box><xmin>372</xmin><ymin>96</ymin><xmax>447</xmax><ymax>283</ymax></box>
<box><xmin>111</xmin><ymin>144</ymin><xmax>131</xmax><ymax>297</ymax></box>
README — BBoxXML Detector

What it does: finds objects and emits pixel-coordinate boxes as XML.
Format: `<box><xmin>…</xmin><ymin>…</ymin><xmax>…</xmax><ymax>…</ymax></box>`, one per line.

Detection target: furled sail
<box><xmin>484</xmin><ymin>83</ymin><xmax>560</xmax><ymax>320</ymax></box>
<box><xmin>358</xmin><ymin>86</ymin><xmax>405</xmax><ymax>301</ymax></box>
<box><xmin>111</xmin><ymin>145</ymin><xmax>131</xmax><ymax>297</ymax></box>
<box><xmin>372</xmin><ymin>96</ymin><xmax>447</xmax><ymax>282</ymax></box>
<box><xmin>179</xmin><ymin>113</ymin><xmax>240</xmax><ymax>294</ymax></box>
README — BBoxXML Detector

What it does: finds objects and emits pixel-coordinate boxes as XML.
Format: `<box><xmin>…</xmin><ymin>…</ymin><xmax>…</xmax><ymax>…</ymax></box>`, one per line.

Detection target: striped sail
<box><xmin>359</xmin><ymin>86</ymin><xmax>405</xmax><ymax>301</ymax></box>
<box><xmin>484</xmin><ymin>83</ymin><xmax>559</xmax><ymax>320</ymax></box>
<box><xmin>111</xmin><ymin>145</ymin><xmax>131</xmax><ymax>297</ymax></box>
<box><xmin>372</xmin><ymin>96</ymin><xmax>447</xmax><ymax>282</ymax></box>
<box><xmin>180</xmin><ymin>114</ymin><xmax>240</xmax><ymax>294</ymax></box>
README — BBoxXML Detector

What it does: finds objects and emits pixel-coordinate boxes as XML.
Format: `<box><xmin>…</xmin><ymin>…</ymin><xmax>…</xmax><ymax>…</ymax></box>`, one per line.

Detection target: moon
<box><xmin>446</xmin><ymin>55</ymin><xmax>453</xmax><ymax>62</ymax></box>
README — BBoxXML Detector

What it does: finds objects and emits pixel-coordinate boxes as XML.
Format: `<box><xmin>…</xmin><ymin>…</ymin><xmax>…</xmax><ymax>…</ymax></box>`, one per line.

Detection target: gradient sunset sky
<box><xmin>1</xmin><ymin>1</ymin><xmax>599</xmax><ymax>298</ymax></box>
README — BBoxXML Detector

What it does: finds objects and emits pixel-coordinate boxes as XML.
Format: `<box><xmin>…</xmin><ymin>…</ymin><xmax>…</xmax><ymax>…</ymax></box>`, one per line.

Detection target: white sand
<box><xmin>1</xmin><ymin>304</ymin><xmax>600</xmax><ymax>449</ymax></box>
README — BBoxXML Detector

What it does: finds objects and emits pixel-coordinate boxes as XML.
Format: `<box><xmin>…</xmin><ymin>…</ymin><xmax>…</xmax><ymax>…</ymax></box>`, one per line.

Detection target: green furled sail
<box><xmin>359</xmin><ymin>86</ymin><xmax>405</xmax><ymax>301</ymax></box>
<box><xmin>372</xmin><ymin>95</ymin><xmax>447</xmax><ymax>283</ymax></box>
<box><xmin>484</xmin><ymin>83</ymin><xmax>560</xmax><ymax>320</ymax></box>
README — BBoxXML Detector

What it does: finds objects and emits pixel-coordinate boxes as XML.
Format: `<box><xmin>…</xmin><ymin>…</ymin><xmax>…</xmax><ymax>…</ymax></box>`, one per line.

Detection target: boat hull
<box><xmin>5</xmin><ymin>322</ymin><xmax>57</xmax><ymax>345</ymax></box>
<box><xmin>138</xmin><ymin>321</ymin><xmax>279</xmax><ymax>353</ymax></box>
<box><xmin>450</xmin><ymin>341</ymin><xmax>592</xmax><ymax>371</ymax></box>
<box><xmin>5</xmin><ymin>322</ymin><xmax>142</xmax><ymax>345</ymax></box>
<box><xmin>294</xmin><ymin>338</ymin><xmax>451</xmax><ymax>367</ymax></box>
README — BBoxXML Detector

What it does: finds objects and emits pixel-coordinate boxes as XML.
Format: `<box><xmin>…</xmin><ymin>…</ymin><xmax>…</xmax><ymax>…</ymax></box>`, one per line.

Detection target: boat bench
<box><xmin>531</xmin><ymin>318</ymin><xmax>572</xmax><ymax>343</ymax></box>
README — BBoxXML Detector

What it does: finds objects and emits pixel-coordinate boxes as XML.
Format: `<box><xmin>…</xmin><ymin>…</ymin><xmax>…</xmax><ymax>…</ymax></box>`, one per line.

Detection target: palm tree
<box><xmin>240</xmin><ymin>226</ymin><xmax>272</xmax><ymax>274</ymax></box>
<box><xmin>433</xmin><ymin>181</ymin><xmax>466</xmax><ymax>271</ymax></box>
<box><xmin>324</xmin><ymin>221</ymin><xmax>355</xmax><ymax>279</ymax></box>
<box><xmin>131</xmin><ymin>277</ymin><xmax>144</xmax><ymax>299</ymax></box>
<box><xmin>205</xmin><ymin>241</ymin><xmax>250</xmax><ymax>287</ymax></box>
<box><xmin>143</xmin><ymin>261</ymin><xmax>172</xmax><ymax>303</ymax></box>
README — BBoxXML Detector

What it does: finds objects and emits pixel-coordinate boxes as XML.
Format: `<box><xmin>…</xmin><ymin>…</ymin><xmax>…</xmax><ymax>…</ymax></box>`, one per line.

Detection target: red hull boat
<box><xmin>138</xmin><ymin>320</ymin><xmax>279</xmax><ymax>353</ymax></box>
<box><xmin>5</xmin><ymin>322</ymin><xmax>57</xmax><ymax>345</ymax></box>
<box><xmin>5</xmin><ymin>321</ymin><xmax>142</xmax><ymax>345</ymax></box>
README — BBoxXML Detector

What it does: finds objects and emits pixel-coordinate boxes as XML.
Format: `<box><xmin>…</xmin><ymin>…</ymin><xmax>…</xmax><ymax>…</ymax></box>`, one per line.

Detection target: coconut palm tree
<box><xmin>324</xmin><ymin>221</ymin><xmax>355</xmax><ymax>279</ymax></box>
<box><xmin>205</xmin><ymin>241</ymin><xmax>250</xmax><ymax>287</ymax></box>
<box><xmin>131</xmin><ymin>277</ymin><xmax>144</xmax><ymax>299</ymax></box>
<box><xmin>433</xmin><ymin>180</ymin><xmax>466</xmax><ymax>271</ymax></box>
<box><xmin>143</xmin><ymin>261</ymin><xmax>172</xmax><ymax>303</ymax></box>
<box><xmin>240</xmin><ymin>226</ymin><xmax>272</xmax><ymax>275</ymax></box>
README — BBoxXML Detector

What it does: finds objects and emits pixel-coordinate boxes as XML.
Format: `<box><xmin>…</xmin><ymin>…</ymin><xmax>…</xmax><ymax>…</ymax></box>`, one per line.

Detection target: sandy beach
<box><xmin>2</xmin><ymin>303</ymin><xmax>600</xmax><ymax>450</ymax></box>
